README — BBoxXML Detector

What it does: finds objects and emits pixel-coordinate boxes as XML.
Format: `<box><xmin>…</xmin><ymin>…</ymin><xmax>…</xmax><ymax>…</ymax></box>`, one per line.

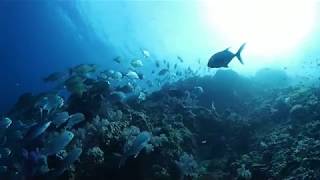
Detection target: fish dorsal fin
<box><xmin>224</xmin><ymin>47</ymin><xmax>231</xmax><ymax>51</ymax></box>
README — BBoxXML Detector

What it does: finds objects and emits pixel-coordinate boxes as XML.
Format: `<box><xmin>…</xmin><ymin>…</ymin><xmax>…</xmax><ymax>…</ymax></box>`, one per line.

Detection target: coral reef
<box><xmin>2</xmin><ymin>67</ymin><xmax>320</xmax><ymax>180</ymax></box>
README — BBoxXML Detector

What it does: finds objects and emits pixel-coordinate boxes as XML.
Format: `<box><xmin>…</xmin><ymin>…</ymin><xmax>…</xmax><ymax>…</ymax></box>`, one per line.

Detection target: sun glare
<box><xmin>201</xmin><ymin>0</ymin><xmax>315</xmax><ymax>57</ymax></box>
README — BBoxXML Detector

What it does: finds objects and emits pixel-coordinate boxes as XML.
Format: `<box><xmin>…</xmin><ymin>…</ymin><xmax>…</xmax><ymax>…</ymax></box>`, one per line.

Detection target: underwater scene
<box><xmin>1</xmin><ymin>0</ymin><xmax>320</xmax><ymax>179</ymax></box>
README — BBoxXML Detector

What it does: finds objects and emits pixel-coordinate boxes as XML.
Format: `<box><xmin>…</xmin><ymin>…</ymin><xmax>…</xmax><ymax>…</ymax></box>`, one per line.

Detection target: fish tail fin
<box><xmin>235</xmin><ymin>43</ymin><xmax>246</xmax><ymax>64</ymax></box>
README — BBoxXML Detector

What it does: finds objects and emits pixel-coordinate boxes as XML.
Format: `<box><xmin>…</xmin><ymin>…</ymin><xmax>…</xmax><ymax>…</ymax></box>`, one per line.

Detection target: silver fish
<box><xmin>118</xmin><ymin>82</ymin><xmax>135</xmax><ymax>94</ymax></box>
<box><xmin>51</xmin><ymin>112</ymin><xmax>69</xmax><ymax>128</ymax></box>
<box><xmin>42</xmin><ymin>131</ymin><xmax>74</xmax><ymax>156</ymax></box>
<box><xmin>208</xmin><ymin>43</ymin><xmax>246</xmax><ymax>68</ymax></box>
<box><xmin>140</xmin><ymin>49</ymin><xmax>150</xmax><ymax>58</ymax></box>
<box><xmin>0</xmin><ymin>148</ymin><xmax>11</xmax><ymax>158</ymax></box>
<box><xmin>50</xmin><ymin>147</ymin><xmax>82</xmax><ymax>176</ymax></box>
<box><xmin>110</xmin><ymin>91</ymin><xmax>126</xmax><ymax>102</ymax></box>
<box><xmin>70</xmin><ymin>64</ymin><xmax>97</xmax><ymax>75</ymax></box>
<box><xmin>66</xmin><ymin>113</ymin><xmax>85</xmax><ymax>129</ymax></box>
<box><xmin>158</xmin><ymin>69</ymin><xmax>169</xmax><ymax>76</ymax></box>
<box><xmin>126</xmin><ymin>70</ymin><xmax>139</xmax><ymax>79</ymax></box>
<box><xmin>0</xmin><ymin>117</ymin><xmax>12</xmax><ymax>129</ymax></box>
<box><xmin>62</xmin><ymin>148</ymin><xmax>82</xmax><ymax>167</ymax></box>
<box><xmin>131</xmin><ymin>59</ymin><xmax>143</xmax><ymax>68</ymax></box>
<box><xmin>35</xmin><ymin>95</ymin><xmax>64</xmax><ymax>113</ymax></box>
<box><xmin>112</xmin><ymin>71</ymin><xmax>123</xmax><ymax>80</ymax></box>
<box><xmin>193</xmin><ymin>86</ymin><xmax>204</xmax><ymax>95</ymax></box>
<box><xmin>24</xmin><ymin>121</ymin><xmax>52</xmax><ymax>140</ymax></box>
<box><xmin>119</xmin><ymin>131</ymin><xmax>151</xmax><ymax>167</ymax></box>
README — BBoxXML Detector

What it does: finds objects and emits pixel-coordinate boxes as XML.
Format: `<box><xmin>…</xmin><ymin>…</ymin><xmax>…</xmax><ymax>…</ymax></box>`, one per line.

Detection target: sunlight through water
<box><xmin>201</xmin><ymin>0</ymin><xmax>316</xmax><ymax>58</ymax></box>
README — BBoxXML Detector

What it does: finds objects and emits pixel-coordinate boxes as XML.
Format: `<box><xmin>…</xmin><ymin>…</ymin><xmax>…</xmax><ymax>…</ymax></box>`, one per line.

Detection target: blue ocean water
<box><xmin>1</xmin><ymin>1</ymin><xmax>320</xmax><ymax>113</ymax></box>
<box><xmin>1</xmin><ymin>1</ymin><xmax>320</xmax><ymax>179</ymax></box>
<box><xmin>0</xmin><ymin>1</ymin><xmax>115</xmax><ymax>113</ymax></box>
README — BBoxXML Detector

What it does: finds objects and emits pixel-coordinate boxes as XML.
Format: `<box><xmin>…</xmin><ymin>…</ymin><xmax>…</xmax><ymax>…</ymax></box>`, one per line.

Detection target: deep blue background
<box><xmin>0</xmin><ymin>1</ymin><xmax>114</xmax><ymax>113</ymax></box>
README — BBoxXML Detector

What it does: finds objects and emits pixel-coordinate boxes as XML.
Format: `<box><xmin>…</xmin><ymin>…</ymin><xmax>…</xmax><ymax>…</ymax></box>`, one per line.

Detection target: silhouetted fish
<box><xmin>177</xmin><ymin>56</ymin><xmax>184</xmax><ymax>63</ymax></box>
<box><xmin>207</xmin><ymin>43</ymin><xmax>246</xmax><ymax>68</ymax></box>
<box><xmin>113</xmin><ymin>56</ymin><xmax>121</xmax><ymax>64</ymax></box>
<box><xmin>158</xmin><ymin>69</ymin><xmax>169</xmax><ymax>76</ymax></box>
<box><xmin>43</xmin><ymin>72</ymin><xmax>65</xmax><ymax>83</ymax></box>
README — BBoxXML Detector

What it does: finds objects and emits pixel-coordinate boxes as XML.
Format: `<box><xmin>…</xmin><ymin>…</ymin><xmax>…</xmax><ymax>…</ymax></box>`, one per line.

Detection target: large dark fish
<box><xmin>207</xmin><ymin>43</ymin><xmax>246</xmax><ymax>68</ymax></box>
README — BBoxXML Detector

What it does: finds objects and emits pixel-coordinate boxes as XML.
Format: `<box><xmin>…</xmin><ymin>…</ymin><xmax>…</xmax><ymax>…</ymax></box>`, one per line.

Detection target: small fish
<box><xmin>106</xmin><ymin>70</ymin><xmax>115</xmax><ymax>77</ymax></box>
<box><xmin>98</xmin><ymin>72</ymin><xmax>108</xmax><ymax>80</ymax></box>
<box><xmin>35</xmin><ymin>94</ymin><xmax>64</xmax><ymax>113</ymax></box>
<box><xmin>208</xmin><ymin>43</ymin><xmax>246</xmax><ymax>68</ymax></box>
<box><xmin>193</xmin><ymin>86</ymin><xmax>204</xmax><ymax>95</ymax></box>
<box><xmin>0</xmin><ymin>148</ymin><xmax>11</xmax><ymax>158</ymax></box>
<box><xmin>51</xmin><ymin>112</ymin><xmax>69</xmax><ymax>128</ymax></box>
<box><xmin>64</xmin><ymin>76</ymin><xmax>87</xmax><ymax>96</ymax></box>
<box><xmin>112</xmin><ymin>71</ymin><xmax>123</xmax><ymax>80</ymax></box>
<box><xmin>177</xmin><ymin>56</ymin><xmax>184</xmax><ymax>63</ymax></box>
<box><xmin>140</xmin><ymin>49</ymin><xmax>150</xmax><ymax>58</ymax></box>
<box><xmin>126</xmin><ymin>70</ymin><xmax>140</xmax><ymax>79</ymax></box>
<box><xmin>158</xmin><ymin>69</ymin><xmax>169</xmax><ymax>76</ymax></box>
<box><xmin>42</xmin><ymin>131</ymin><xmax>74</xmax><ymax>156</ymax></box>
<box><xmin>155</xmin><ymin>60</ymin><xmax>160</xmax><ymax>68</ymax></box>
<box><xmin>131</xmin><ymin>59</ymin><xmax>143</xmax><ymax>68</ymax></box>
<box><xmin>163</xmin><ymin>59</ymin><xmax>167</xmax><ymax>65</ymax></box>
<box><xmin>201</xmin><ymin>140</ymin><xmax>207</xmax><ymax>144</ymax></box>
<box><xmin>137</xmin><ymin>72</ymin><xmax>144</xmax><ymax>80</ymax></box>
<box><xmin>50</xmin><ymin>147</ymin><xmax>82</xmax><ymax>176</ymax></box>
<box><xmin>174</xmin><ymin>63</ymin><xmax>177</xmax><ymax>69</ymax></box>
<box><xmin>62</xmin><ymin>148</ymin><xmax>82</xmax><ymax>166</ymax></box>
<box><xmin>137</xmin><ymin>92</ymin><xmax>146</xmax><ymax>101</ymax></box>
<box><xmin>126</xmin><ymin>92</ymin><xmax>146</xmax><ymax>103</ymax></box>
<box><xmin>101</xmin><ymin>70</ymin><xmax>118</xmax><ymax>80</ymax></box>
<box><xmin>66</xmin><ymin>113</ymin><xmax>85</xmax><ymax>129</ymax></box>
<box><xmin>119</xmin><ymin>131</ymin><xmax>151</xmax><ymax>167</ymax></box>
<box><xmin>8</xmin><ymin>120</ymin><xmax>28</xmax><ymax>131</ymax></box>
<box><xmin>24</xmin><ymin>121</ymin><xmax>52</xmax><ymax>140</ymax></box>
<box><xmin>211</xmin><ymin>101</ymin><xmax>217</xmax><ymax>112</ymax></box>
<box><xmin>70</xmin><ymin>64</ymin><xmax>97</xmax><ymax>75</ymax></box>
<box><xmin>43</xmin><ymin>72</ymin><xmax>65</xmax><ymax>83</ymax></box>
<box><xmin>118</xmin><ymin>82</ymin><xmax>135</xmax><ymax>93</ymax></box>
<box><xmin>0</xmin><ymin>117</ymin><xmax>12</xmax><ymax>129</ymax></box>
<box><xmin>113</xmin><ymin>56</ymin><xmax>121</xmax><ymax>64</ymax></box>
<box><xmin>110</xmin><ymin>91</ymin><xmax>126</xmax><ymax>102</ymax></box>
